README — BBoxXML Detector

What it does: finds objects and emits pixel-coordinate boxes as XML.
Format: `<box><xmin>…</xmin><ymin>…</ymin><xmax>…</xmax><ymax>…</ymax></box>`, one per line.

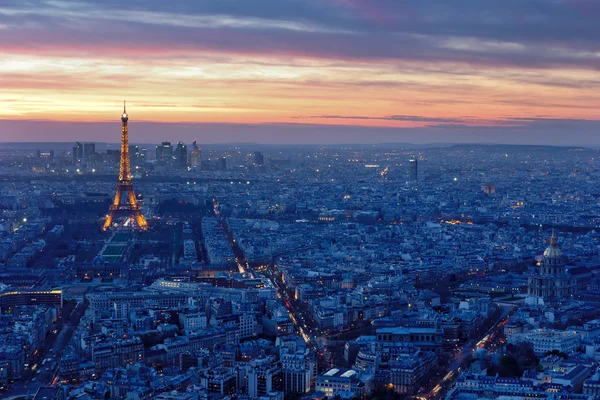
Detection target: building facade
<box><xmin>528</xmin><ymin>235</ymin><xmax>577</xmax><ymax>298</ymax></box>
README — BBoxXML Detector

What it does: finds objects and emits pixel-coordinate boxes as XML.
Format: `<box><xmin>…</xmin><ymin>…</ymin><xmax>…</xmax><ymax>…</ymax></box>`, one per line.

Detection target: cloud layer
<box><xmin>1</xmin><ymin>0</ymin><xmax>599</xmax><ymax>144</ymax></box>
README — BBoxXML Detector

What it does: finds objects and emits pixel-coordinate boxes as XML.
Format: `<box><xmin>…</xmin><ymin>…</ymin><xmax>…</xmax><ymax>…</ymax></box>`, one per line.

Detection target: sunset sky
<box><xmin>1</xmin><ymin>0</ymin><xmax>599</xmax><ymax>144</ymax></box>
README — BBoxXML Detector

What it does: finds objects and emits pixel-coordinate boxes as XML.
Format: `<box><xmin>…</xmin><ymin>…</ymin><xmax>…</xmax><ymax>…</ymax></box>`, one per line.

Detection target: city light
<box><xmin>0</xmin><ymin>2</ymin><xmax>593</xmax><ymax>397</ymax></box>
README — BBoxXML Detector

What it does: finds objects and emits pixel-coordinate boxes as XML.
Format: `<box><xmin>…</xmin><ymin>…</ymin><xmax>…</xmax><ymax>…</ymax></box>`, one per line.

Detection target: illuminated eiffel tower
<box><xmin>102</xmin><ymin>102</ymin><xmax>148</xmax><ymax>231</ymax></box>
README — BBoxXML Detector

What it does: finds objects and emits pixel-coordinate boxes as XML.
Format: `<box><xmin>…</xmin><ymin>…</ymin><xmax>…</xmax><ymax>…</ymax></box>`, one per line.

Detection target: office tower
<box><xmin>129</xmin><ymin>145</ymin><xmax>140</xmax><ymax>167</ymax></box>
<box><xmin>72</xmin><ymin>142</ymin><xmax>83</xmax><ymax>164</ymax></box>
<box><xmin>218</xmin><ymin>157</ymin><xmax>227</xmax><ymax>171</ymax></box>
<box><xmin>175</xmin><ymin>141</ymin><xmax>188</xmax><ymax>169</ymax></box>
<box><xmin>190</xmin><ymin>140</ymin><xmax>201</xmax><ymax>168</ymax></box>
<box><xmin>140</xmin><ymin>147</ymin><xmax>147</xmax><ymax>162</ymax></box>
<box><xmin>103</xmin><ymin>102</ymin><xmax>148</xmax><ymax>231</ymax></box>
<box><xmin>106</xmin><ymin>149</ymin><xmax>120</xmax><ymax>166</ymax></box>
<box><xmin>83</xmin><ymin>143</ymin><xmax>95</xmax><ymax>160</ymax></box>
<box><xmin>156</xmin><ymin>141</ymin><xmax>172</xmax><ymax>165</ymax></box>
<box><xmin>129</xmin><ymin>145</ymin><xmax>140</xmax><ymax>157</ymax></box>
<box><xmin>254</xmin><ymin>151</ymin><xmax>264</xmax><ymax>167</ymax></box>
<box><xmin>409</xmin><ymin>159</ymin><xmax>418</xmax><ymax>181</ymax></box>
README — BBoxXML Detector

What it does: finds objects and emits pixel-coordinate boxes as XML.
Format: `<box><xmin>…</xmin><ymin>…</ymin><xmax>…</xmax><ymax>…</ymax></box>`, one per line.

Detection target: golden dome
<box><xmin>543</xmin><ymin>233</ymin><xmax>562</xmax><ymax>259</ymax></box>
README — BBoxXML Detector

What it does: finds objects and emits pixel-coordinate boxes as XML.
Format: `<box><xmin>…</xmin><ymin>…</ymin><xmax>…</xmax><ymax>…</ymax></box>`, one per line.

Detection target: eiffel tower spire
<box><xmin>103</xmin><ymin>103</ymin><xmax>148</xmax><ymax>231</ymax></box>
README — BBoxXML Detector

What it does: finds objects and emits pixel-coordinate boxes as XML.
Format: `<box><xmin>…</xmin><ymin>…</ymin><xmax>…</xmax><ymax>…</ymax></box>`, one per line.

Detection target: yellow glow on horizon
<box><xmin>0</xmin><ymin>51</ymin><xmax>597</xmax><ymax>127</ymax></box>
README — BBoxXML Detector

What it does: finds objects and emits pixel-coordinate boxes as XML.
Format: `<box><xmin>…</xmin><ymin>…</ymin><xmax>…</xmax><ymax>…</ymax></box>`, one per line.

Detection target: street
<box><xmin>2</xmin><ymin>301</ymin><xmax>87</xmax><ymax>399</ymax></box>
<box><xmin>223</xmin><ymin>217</ymin><xmax>333</xmax><ymax>370</ymax></box>
<box><xmin>417</xmin><ymin>313</ymin><xmax>509</xmax><ymax>400</ymax></box>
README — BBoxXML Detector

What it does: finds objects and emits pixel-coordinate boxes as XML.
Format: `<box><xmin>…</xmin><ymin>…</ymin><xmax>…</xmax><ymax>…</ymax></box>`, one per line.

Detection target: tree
<box><xmin>516</xmin><ymin>342</ymin><xmax>539</xmax><ymax>367</ymax></box>
<box><xmin>498</xmin><ymin>355</ymin><xmax>521</xmax><ymax>377</ymax></box>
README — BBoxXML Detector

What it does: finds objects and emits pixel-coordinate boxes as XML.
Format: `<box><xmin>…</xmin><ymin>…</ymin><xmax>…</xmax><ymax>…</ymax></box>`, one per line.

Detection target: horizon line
<box><xmin>0</xmin><ymin>141</ymin><xmax>594</xmax><ymax>149</ymax></box>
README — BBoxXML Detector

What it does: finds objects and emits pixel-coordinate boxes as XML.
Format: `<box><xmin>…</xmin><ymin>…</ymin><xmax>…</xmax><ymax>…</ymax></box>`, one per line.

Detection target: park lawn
<box><xmin>103</xmin><ymin>245</ymin><xmax>125</xmax><ymax>256</ymax></box>
<box><xmin>112</xmin><ymin>233</ymin><xmax>131</xmax><ymax>243</ymax></box>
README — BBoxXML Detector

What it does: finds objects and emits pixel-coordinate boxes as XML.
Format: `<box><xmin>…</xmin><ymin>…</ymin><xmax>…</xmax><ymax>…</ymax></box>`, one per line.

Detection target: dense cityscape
<box><xmin>1</xmin><ymin>107</ymin><xmax>600</xmax><ymax>400</ymax></box>
<box><xmin>3</xmin><ymin>0</ymin><xmax>600</xmax><ymax>399</ymax></box>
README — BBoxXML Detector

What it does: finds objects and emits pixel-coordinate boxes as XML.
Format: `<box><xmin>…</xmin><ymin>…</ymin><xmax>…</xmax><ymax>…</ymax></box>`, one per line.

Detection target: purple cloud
<box><xmin>1</xmin><ymin>0</ymin><xmax>599</xmax><ymax>69</ymax></box>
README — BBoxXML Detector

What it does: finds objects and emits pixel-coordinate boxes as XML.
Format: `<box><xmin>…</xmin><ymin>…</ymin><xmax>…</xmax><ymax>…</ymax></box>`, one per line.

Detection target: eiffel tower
<box><xmin>102</xmin><ymin>102</ymin><xmax>148</xmax><ymax>231</ymax></box>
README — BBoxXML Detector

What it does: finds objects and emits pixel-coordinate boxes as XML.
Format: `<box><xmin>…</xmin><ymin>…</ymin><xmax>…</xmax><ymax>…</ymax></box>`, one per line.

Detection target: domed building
<box><xmin>528</xmin><ymin>234</ymin><xmax>577</xmax><ymax>298</ymax></box>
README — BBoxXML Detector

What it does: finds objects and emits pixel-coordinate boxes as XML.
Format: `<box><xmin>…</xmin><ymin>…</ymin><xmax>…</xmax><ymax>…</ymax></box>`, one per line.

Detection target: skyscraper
<box><xmin>175</xmin><ymin>141</ymin><xmax>188</xmax><ymax>169</ymax></box>
<box><xmin>129</xmin><ymin>145</ymin><xmax>141</xmax><ymax>168</ymax></box>
<box><xmin>106</xmin><ymin>149</ymin><xmax>120</xmax><ymax>166</ymax></box>
<box><xmin>218</xmin><ymin>157</ymin><xmax>227</xmax><ymax>171</ymax></box>
<box><xmin>190</xmin><ymin>140</ymin><xmax>202</xmax><ymax>168</ymax></box>
<box><xmin>83</xmin><ymin>143</ymin><xmax>96</xmax><ymax>161</ymax></box>
<box><xmin>254</xmin><ymin>151</ymin><xmax>264</xmax><ymax>167</ymax></box>
<box><xmin>156</xmin><ymin>142</ymin><xmax>172</xmax><ymax>165</ymax></box>
<box><xmin>409</xmin><ymin>159</ymin><xmax>418</xmax><ymax>182</ymax></box>
<box><xmin>72</xmin><ymin>142</ymin><xmax>83</xmax><ymax>164</ymax></box>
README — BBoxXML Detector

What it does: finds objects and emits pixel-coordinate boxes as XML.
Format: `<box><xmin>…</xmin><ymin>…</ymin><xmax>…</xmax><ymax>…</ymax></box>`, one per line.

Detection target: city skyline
<box><xmin>1</xmin><ymin>0</ymin><xmax>600</xmax><ymax>144</ymax></box>
<box><xmin>3</xmin><ymin>2</ymin><xmax>600</xmax><ymax>397</ymax></box>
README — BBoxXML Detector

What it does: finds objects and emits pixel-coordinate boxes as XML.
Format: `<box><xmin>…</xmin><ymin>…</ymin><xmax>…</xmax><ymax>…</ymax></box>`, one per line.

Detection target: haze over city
<box><xmin>1</xmin><ymin>0</ymin><xmax>599</xmax><ymax>144</ymax></box>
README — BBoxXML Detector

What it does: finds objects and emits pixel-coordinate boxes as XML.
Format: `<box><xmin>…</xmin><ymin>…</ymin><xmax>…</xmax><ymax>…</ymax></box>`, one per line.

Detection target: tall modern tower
<box><xmin>156</xmin><ymin>142</ymin><xmax>172</xmax><ymax>165</ymax></box>
<box><xmin>190</xmin><ymin>139</ymin><xmax>201</xmax><ymax>168</ymax></box>
<box><xmin>102</xmin><ymin>102</ymin><xmax>148</xmax><ymax>231</ymax></box>
<box><xmin>175</xmin><ymin>141</ymin><xmax>188</xmax><ymax>169</ymax></box>
<box><xmin>254</xmin><ymin>151</ymin><xmax>264</xmax><ymax>167</ymax></box>
<box><xmin>409</xmin><ymin>159</ymin><xmax>418</xmax><ymax>182</ymax></box>
<box><xmin>72</xmin><ymin>141</ymin><xmax>83</xmax><ymax>164</ymax></box>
